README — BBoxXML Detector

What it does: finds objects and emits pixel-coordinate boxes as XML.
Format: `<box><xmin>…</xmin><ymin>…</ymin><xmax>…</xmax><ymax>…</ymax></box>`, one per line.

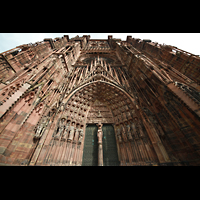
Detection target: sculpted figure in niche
<box><xmin>73</xmin><ymin>123</ymin><xmax>80</xmax><ymax>143</ymax></box>
<box><xmin>97</xmin><ymin>123</ymin><xmax>103</xmax><ymax>144</ymax></box>
<box><xmin>120</xmin><ymin>123</ymin><xmax>128</xmax><ymax>142</ymax></box>
<box><xmin>62</xmin><ymin>120</ymin><xmax>71</xmax><ymax>141</ymax></box>
<box><xmin>97</xmin><ymin>110</ymin><xmax>102</xmax><ymax>118</ymax></box>
<box><xmin>116</xmin><ymin>125</ymin><xmax>122</xmax><ymax>143</ymax></box>
<box><xmin>59</xmin><ymin>103</ymin><xmax>65</xmax><ymax>113</ymax></box>
<box><xmin>35</xmin><ymin>116</ymin><xmax>48</xmax><ymax>139</ymax></box>
<box><xmin>35</xmin><ymin>103</ymin><xmax>44</xmax><ymax>115</ymax></box>
<box><xmin>25</xmin><ymin>91</ymin><xmax>35</xmax><ymax>106</ymax></box>
<box><xmin>134</xmin><ymin>117</ymin><xmax>145</xmax><ymax>138</ymax></box>
<box><xmin>50</xmin><ymin>107</ymin><xmax>57</xmax><ymax>117</ymax></box>
<box><xmin>125</xmin><ymin>121</ymin><xmax>133</xmax><ymax>141</ymax></box>
<box><xmin>132</xmin><ymin>118</ymin><xmax>139</xmax><ymax>139</ymax></box>
<box><xmin>8</xmin><ymin>86</ymin><xmax>15</xmax><ymax>96</ymax></box>
<box><xmin>68</xmin><ymin>121</ymin><xmax>76</xmax><ymax>142</ymax></box>
<box><xmin>77</xmin><ymin>113</ymin><xmax>82</xmax><ymax>122</ymax></box>
<box><xmin>69</xmin><ymin>111</ymin><xmax>73</xmax><ymax>119</ymax></box>
<box><xmin>78</xmin><ymin>127</ymin><xmax>84</xmax><ymax>144</ymax></box>
<box><xmin>54</xmin><ymin>118</ymin><xmax>66</xmax><ymax>139</ymax></box>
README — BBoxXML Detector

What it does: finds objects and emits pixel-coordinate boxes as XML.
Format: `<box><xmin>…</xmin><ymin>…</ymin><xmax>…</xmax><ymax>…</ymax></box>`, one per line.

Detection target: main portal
<box><xmin>82</xmin><ymin>124</ymin><xmax>119</xmax><ymax>166</ymax></box>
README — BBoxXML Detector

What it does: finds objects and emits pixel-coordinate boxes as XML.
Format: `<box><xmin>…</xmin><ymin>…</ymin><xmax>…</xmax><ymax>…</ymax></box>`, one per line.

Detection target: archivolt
<box><xmin>60</xmin><ymin>80</ymin><xmax>138</xmax><ymax>126</ymax></box>
<box><xmin>63</xmin><ymin>80</ymin><xmax>135</xmax><ymax>105</ymax></box>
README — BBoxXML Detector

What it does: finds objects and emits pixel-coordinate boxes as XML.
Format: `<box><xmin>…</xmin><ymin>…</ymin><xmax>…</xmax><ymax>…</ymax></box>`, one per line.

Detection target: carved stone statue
<box><xmin>25</xmin><ymin>92</ymin><xmax>35</xmax><ymax>106</ymax></box>
<box><xmin>97</xmin><ymin>123</ymin><xmax>103</xmax><ymax>144</ymax></box>
<box><xmin>96</xmin><ymin>123</ymin><xmax>103</xmax><ymax>166</ymax></box>
<box><xmin>132</xmin><ymin>118</ymin><xmax>140</xmax><ymax>139</ymax></box>
<box><xmin>73</xmin><ymin>124</ymin><xmax>80</xmax><ymax>143</ymax></box>
<box><xmin>35</xmin><ymin>116</ymin><xmax>48</xmax><ymax>139</ymax></box>
<box><xmin>68</xmin><ymin>121</ymin><xmax>75</xmax><ymax>141</ymax></box>
<box><xmin>54</xmin><ymin>117</ymin><xmax>66</xmax><ymax>139</ymax></box>
<box><xmin>130</xmin><ymin>121</ymin><xmax>137</xmax><ymax>139</ymax></box>
<box><xmin>120</xmin><ymin>124</ymin><xmax>127</xmax><ymax>142</ymax></box>
<box><xmin>59</xmin><ymin>103</ymin><xmax>65</xmax><ymax>112</ymax></box>
<box><xmin>35</xmin><ymin>103</ymin><xmax>43</xmax><ymax>115</ymax></box>
<box><xmin>78</xmin><ymin>128</ymin><xmax>84</xmax><ymax>144</ymax></box>
<box><xmin>126</xmin><ymin>122</ymin><xmax>133</xmax><ymax>141</ymax></box>
<box><xmin>62</xmin><ymin>120</ymin><xmax>71</xmax><ymax>141</ymax></box>
<box><xmin>116</xmin><ymin>125</ymin><xmax>122</xmax><ymax>143</ymax></box>
<box><xmin>97</xmin><ymin>110</ymin><xmax>102</xmax><ymax>118</ymax></box>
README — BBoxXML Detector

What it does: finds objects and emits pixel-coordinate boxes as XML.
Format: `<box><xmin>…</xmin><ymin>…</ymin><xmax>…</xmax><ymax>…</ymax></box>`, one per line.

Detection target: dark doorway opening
<box><xmin>102</xmin><ymin>124</ymin><xmax>119</xmax><ymax>166</ymax></box>
<box><xmin>82</xmin><ymin>124</ymin><xmax>98</xmax><ymax>166</ymax></box>
<box><xmin>82</xmin><ymin>124</ymin><xmax>119</xmax><ymax>166</ymax></box>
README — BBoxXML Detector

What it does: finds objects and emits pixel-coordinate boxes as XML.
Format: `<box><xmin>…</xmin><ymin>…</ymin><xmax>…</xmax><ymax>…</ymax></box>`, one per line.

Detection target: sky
<box><xmin>0</xmin><ymin>33</ymin><xmax>199</xmax><ymax>55</ymax></box>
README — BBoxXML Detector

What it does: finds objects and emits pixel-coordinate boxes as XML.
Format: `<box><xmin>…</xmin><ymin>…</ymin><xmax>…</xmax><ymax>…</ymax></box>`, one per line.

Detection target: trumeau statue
<box><xmin>97</xmin><ymin>123</ymin><xmax>103</xmax><ymax>144</ymax></box>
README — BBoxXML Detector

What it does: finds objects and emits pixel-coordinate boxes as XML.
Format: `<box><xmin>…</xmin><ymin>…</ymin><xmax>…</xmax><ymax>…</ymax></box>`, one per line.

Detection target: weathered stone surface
<box><xmin>0</xmin><ymin>35</ymin><xmax>200</xmax><ymax>166</ymax></box>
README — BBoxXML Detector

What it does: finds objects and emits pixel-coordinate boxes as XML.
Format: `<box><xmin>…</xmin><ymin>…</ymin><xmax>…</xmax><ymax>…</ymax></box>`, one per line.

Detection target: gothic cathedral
<box><xmin>0</xmin><ymin>35</ymin><xmax>200</xmax><ymax>166</ymax></box>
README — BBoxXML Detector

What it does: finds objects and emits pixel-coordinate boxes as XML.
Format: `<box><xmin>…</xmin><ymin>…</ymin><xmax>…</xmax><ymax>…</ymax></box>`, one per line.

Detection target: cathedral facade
<box><xmin>0</xmin><ymin>35</ymin><xmax>200</xmax><ymax>166</ymax></box>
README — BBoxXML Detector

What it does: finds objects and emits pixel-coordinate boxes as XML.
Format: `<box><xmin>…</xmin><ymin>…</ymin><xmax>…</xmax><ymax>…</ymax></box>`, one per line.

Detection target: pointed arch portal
<box><xmin>62</xmin><ymin>80</ymin><xmax>137</xmax><ymax>166</ymax></box>
<box><xmin>31</xmin><ymin>70</ymin><xmax>165</xmax><ymax>166</ymax></box>
<box><xmin>2</xmin><ymin>35</ymin><xmax>200</xmax><ymax>166</ymax></box>
<box><xmin>29</xmin><ymin>54</ymin><xmax>171</xmax><ymax>166</ymax></box>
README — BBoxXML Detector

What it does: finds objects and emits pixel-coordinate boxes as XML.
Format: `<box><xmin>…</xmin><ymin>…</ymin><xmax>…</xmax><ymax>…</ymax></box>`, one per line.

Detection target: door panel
<box><xmin>102</xmin><ymin>124</ymin><xmax>119</xmax><ymax>166</ymax></box>
<box><xmin>82</xmin><ymin>125</ymin><xmax>98</xmax><ymax>166</ymax></box>
<box><xmin>82</xmin><ymin>124</ymin><xmax>119</xmax><ymax>166</ymax></box>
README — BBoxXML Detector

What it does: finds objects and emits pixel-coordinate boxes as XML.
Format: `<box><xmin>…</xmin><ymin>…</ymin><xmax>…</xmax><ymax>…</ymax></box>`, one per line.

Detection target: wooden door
<box><xmin>102</xmin><ymin>124</ymin><xmax>119</xmax><ymax>166</ymax></box>
<box><xmin>82</xmin><ymin>125</ymin><xmax>98</xmax><ymax>166</ymax></box>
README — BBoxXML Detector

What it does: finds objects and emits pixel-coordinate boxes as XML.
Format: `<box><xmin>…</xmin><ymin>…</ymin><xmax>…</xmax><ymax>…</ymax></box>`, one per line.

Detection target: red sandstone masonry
<box><xmin>0</xmin><ymin>35</ymin><xmax>200</xmax><ymax>166</ymax></box>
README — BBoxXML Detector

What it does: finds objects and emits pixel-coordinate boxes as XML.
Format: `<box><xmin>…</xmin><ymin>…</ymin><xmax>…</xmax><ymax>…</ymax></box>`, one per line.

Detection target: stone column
<box><xmin>97</xmin><ymin>123</ymin><xmax>103</xmax><ymax>166</ymax></box>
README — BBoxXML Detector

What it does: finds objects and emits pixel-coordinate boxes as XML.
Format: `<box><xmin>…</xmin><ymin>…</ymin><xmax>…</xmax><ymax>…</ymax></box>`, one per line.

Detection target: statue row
<box><xmin>115</xmin><ymin>117</ymin><xmax>146</xmax><ymax>143</ymax></box>
<box><xmin>52</xmin><ymin>118</ymin><xmax>84</xmax><ymax>144</ymax></box>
